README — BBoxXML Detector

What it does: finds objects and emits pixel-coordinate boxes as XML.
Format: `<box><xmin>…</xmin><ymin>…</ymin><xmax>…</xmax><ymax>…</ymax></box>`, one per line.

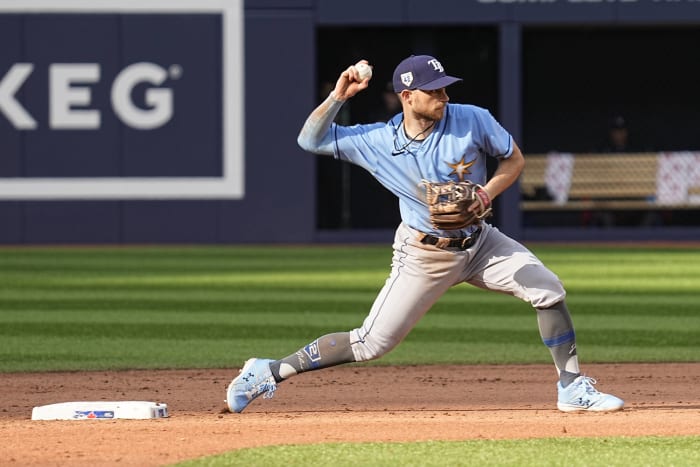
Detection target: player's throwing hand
<box><xmin>332</xmin><ymin>60</ymin><xmax>372</xmax><ymax>101</ymax></box>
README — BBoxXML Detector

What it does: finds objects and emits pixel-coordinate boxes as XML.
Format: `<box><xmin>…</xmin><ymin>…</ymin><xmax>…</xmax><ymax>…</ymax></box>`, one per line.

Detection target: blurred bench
<box><xmin>520</xmin><ymin>153</ymin><xmax>659</xmax><ymax>210</ymax></box>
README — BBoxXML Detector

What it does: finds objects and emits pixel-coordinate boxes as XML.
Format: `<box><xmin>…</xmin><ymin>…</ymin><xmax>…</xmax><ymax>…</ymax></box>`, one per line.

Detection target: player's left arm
<box><xmin>474</xmin><ymin>142</ymin><xmax>525</xmax><ymax>212</ymax></box>
<box><xmin>468</xmin><ymin>141</ymin><xmax>525</xmax><ymax>216</ymax></box>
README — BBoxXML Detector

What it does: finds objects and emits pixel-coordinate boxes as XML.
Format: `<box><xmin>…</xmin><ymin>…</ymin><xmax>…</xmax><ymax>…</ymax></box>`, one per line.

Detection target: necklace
<box><xmin>392</xmin><ymin>120</ymin><xmax>436</xmax><ymax>156</ymax></box>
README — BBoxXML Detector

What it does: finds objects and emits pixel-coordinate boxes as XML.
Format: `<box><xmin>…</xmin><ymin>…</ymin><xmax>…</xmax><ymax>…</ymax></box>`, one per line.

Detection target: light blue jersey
<box><xmin>330</xmin><ymin>104</ymin><xmax>514</xmax><ymax>236</ymax></box>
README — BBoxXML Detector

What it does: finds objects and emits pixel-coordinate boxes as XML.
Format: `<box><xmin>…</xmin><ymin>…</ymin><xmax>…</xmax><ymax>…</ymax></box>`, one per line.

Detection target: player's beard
<box><xmin>415</xmin><ymin>105</ymin><xmax>445</xmax><ymax>122</ymax></box>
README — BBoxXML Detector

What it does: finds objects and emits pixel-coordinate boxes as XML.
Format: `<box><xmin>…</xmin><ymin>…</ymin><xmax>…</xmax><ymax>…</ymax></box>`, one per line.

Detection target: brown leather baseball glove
<box><xmin>422</xmin><ymin>180</ymin><xmax>492</xmax><ymax>230</ymax></box>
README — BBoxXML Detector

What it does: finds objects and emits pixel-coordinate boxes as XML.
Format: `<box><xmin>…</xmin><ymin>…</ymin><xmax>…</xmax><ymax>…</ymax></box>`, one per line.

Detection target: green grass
<box><xmin>2</xmin><ymin>245</ymin><xmax>698</xmax><ymax>465</ymax></box>
<box><xmin>174</xmin><ymin>436</ymin><xmax>700</xmax><ymax>467</ymax></box>
<box><xmin>1</xmin><ymin>245</ymin><xmax>699</xmax><ymax>371</ymax></box>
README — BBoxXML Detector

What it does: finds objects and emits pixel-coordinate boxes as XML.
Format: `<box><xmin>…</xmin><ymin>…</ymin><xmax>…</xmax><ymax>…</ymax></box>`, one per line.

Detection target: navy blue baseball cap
<box><xmin>392</xmin><ymin>55</ymin><xmax>462</xmax><ymax>92</ymax></box>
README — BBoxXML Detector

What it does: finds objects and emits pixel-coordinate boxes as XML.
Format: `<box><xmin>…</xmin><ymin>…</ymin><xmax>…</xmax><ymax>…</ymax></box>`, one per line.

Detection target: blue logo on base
<box><xmin>73</xmin><ymin>410</ymin><xmax>115</xmax><ymax>419</ymax></box>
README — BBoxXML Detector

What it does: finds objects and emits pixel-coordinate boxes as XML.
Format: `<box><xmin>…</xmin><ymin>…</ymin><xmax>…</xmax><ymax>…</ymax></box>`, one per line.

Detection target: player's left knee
<box><xmin>513</xmin><ymin>264</ymin><xmax>566</xmax><ymax>308</ymax></box>
<box><xmin>527</xmin><ymin>282</ymin><xmax>566</xmax><ymax>308</ymax></box>
<box><xmin>529</xmin><ymin>285</ymin><xmax>566</xmax><ymax>309</ymax></box>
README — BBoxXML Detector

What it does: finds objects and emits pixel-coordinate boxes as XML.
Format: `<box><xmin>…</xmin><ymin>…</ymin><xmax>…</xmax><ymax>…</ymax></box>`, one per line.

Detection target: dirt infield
<box><xmin>2</xmin><ymin>363</ymin><xmax>699</xmax><ymax>466</ymax></box>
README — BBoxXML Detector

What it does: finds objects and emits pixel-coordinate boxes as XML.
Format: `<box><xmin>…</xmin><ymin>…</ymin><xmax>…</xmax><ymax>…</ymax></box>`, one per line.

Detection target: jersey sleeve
<box><xmin>330</xmin><ymin>122</ymin><xmax>386</xmax><ymax>173</ymax></box>
<box><xmin>473</xmin><ymin>107</ymin><xmax>514</xmax><ymax>159</ymax></box>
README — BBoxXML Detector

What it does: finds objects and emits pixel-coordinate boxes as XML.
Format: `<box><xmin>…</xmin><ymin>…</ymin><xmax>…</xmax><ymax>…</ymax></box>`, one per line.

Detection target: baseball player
<box><xmin>226</xmin><ymin>55</ymin><xmax>624</xmax><ymax>414</ymax></box>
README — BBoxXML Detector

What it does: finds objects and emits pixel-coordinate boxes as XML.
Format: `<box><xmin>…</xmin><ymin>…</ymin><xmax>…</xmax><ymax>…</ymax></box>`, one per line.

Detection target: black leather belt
<box><xmin>419</xmin><ymin>227</ymin><xmax>482</xmax><ymax>250</ymax></box>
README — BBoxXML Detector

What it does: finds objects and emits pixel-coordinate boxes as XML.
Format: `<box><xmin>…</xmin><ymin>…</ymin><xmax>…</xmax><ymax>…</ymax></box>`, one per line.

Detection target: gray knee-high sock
<box><xmin>536</xmin><ymin>301</ymin><xmax>580</xmax><ymax>387</ymax></box>
<box><xmin>269</xmin><ymin>332</ymin><xmax>356</xmax><ymax>382</ymax></box>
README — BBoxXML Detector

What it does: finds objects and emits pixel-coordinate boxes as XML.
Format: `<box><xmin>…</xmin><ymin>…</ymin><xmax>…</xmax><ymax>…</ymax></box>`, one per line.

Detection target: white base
<box><xmin>31</xmin><ymin>401</ymin><xmax>168</xmax><ymax>420</ymax></box>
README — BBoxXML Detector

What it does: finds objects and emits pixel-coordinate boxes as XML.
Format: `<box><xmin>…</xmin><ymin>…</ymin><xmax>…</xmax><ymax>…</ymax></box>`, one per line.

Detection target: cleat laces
<box><xmin>262</xmin><ymin>383</ymin><xmax>277</xmax><ymax>399</ymax></box>
<box><xmin>574</xmin><ymin>376</ymin><xmax>600</xmax><ymax>406</ymax></box>
<box><xmin>251</xmin><ymin>378</ymin><xmax>276</xmax><ymax>400</ymax></box>
<box><xmin>580</xmin><ymin>376</ymin><xmax>599</xmax><ymax>393</ymax></box>
<box><xmin>240</xmin><ymin>368</ymin><xmax>277</xmax><ymax>401</ymax></box>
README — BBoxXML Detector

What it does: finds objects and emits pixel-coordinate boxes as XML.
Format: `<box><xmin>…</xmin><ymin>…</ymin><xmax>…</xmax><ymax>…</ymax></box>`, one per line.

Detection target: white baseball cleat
<box><xmin>226</xmin><ymin>358</ymin><xmax>277</xmax><ymax>413</ymax></box>
<box><xmin>557</xmin><ymin>375</ymin><xmax>624</xmax><ymax>412</ymax></box>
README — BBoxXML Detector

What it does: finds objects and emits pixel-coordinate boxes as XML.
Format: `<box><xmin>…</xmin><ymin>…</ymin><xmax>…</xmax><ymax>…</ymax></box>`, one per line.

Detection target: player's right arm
<box><xmin>297</xmin><ymin>61</ymin><xmax>371</xmax><ymax>155</ymax></box>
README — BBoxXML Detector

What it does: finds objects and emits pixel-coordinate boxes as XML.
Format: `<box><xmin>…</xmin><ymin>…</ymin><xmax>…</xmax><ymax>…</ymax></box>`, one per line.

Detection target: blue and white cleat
<box><xmin>226</xmin><ymin>358</ymin><xmax>277</xmax><ymax>413</ymax></box>
<box><xmin>557</xmin><ymin>375</ymin><xmax>624</xmax><ymax>412</ymax></box>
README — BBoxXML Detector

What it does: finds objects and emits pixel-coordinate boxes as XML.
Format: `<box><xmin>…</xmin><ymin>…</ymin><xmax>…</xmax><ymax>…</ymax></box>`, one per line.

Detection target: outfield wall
<box><xmin>1</xmin><ymin>0</ymin><xmax>699</xmax><ymax>244</ymax></box>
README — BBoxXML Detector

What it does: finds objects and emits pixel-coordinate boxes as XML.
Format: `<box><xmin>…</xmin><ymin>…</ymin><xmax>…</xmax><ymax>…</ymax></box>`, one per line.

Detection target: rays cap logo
<box><xmin>400</xmin><ymin>71</ymin><xmax>414</xmax><ymax>88</ymax></box>
<box><xmin>392</xmin><ymin>55</ymin><xmax>462</xmax><ymax>92</ymax></box>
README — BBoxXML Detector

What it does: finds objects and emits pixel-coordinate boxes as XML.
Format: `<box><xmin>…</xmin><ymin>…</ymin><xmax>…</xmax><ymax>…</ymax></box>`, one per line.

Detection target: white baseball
<box><xmin>355</xmin><ymin>62</ymin><xmax>372</xmax><ymax>80</ymax></box>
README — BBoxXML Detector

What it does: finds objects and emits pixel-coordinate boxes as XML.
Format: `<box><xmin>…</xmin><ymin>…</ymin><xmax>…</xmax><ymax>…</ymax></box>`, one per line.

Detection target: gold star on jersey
<box><xmin>447</xmin><ymin>157</ymin><xmax>476</xmax><ymax>182</ymax></box>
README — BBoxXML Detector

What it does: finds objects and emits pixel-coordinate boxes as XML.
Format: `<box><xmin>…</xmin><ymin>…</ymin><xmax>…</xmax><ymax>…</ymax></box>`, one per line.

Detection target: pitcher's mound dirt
<box><xmin>2</xmin><ymin>363</ymin><xmax>699</xmax><ymax>466</ymax></box>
